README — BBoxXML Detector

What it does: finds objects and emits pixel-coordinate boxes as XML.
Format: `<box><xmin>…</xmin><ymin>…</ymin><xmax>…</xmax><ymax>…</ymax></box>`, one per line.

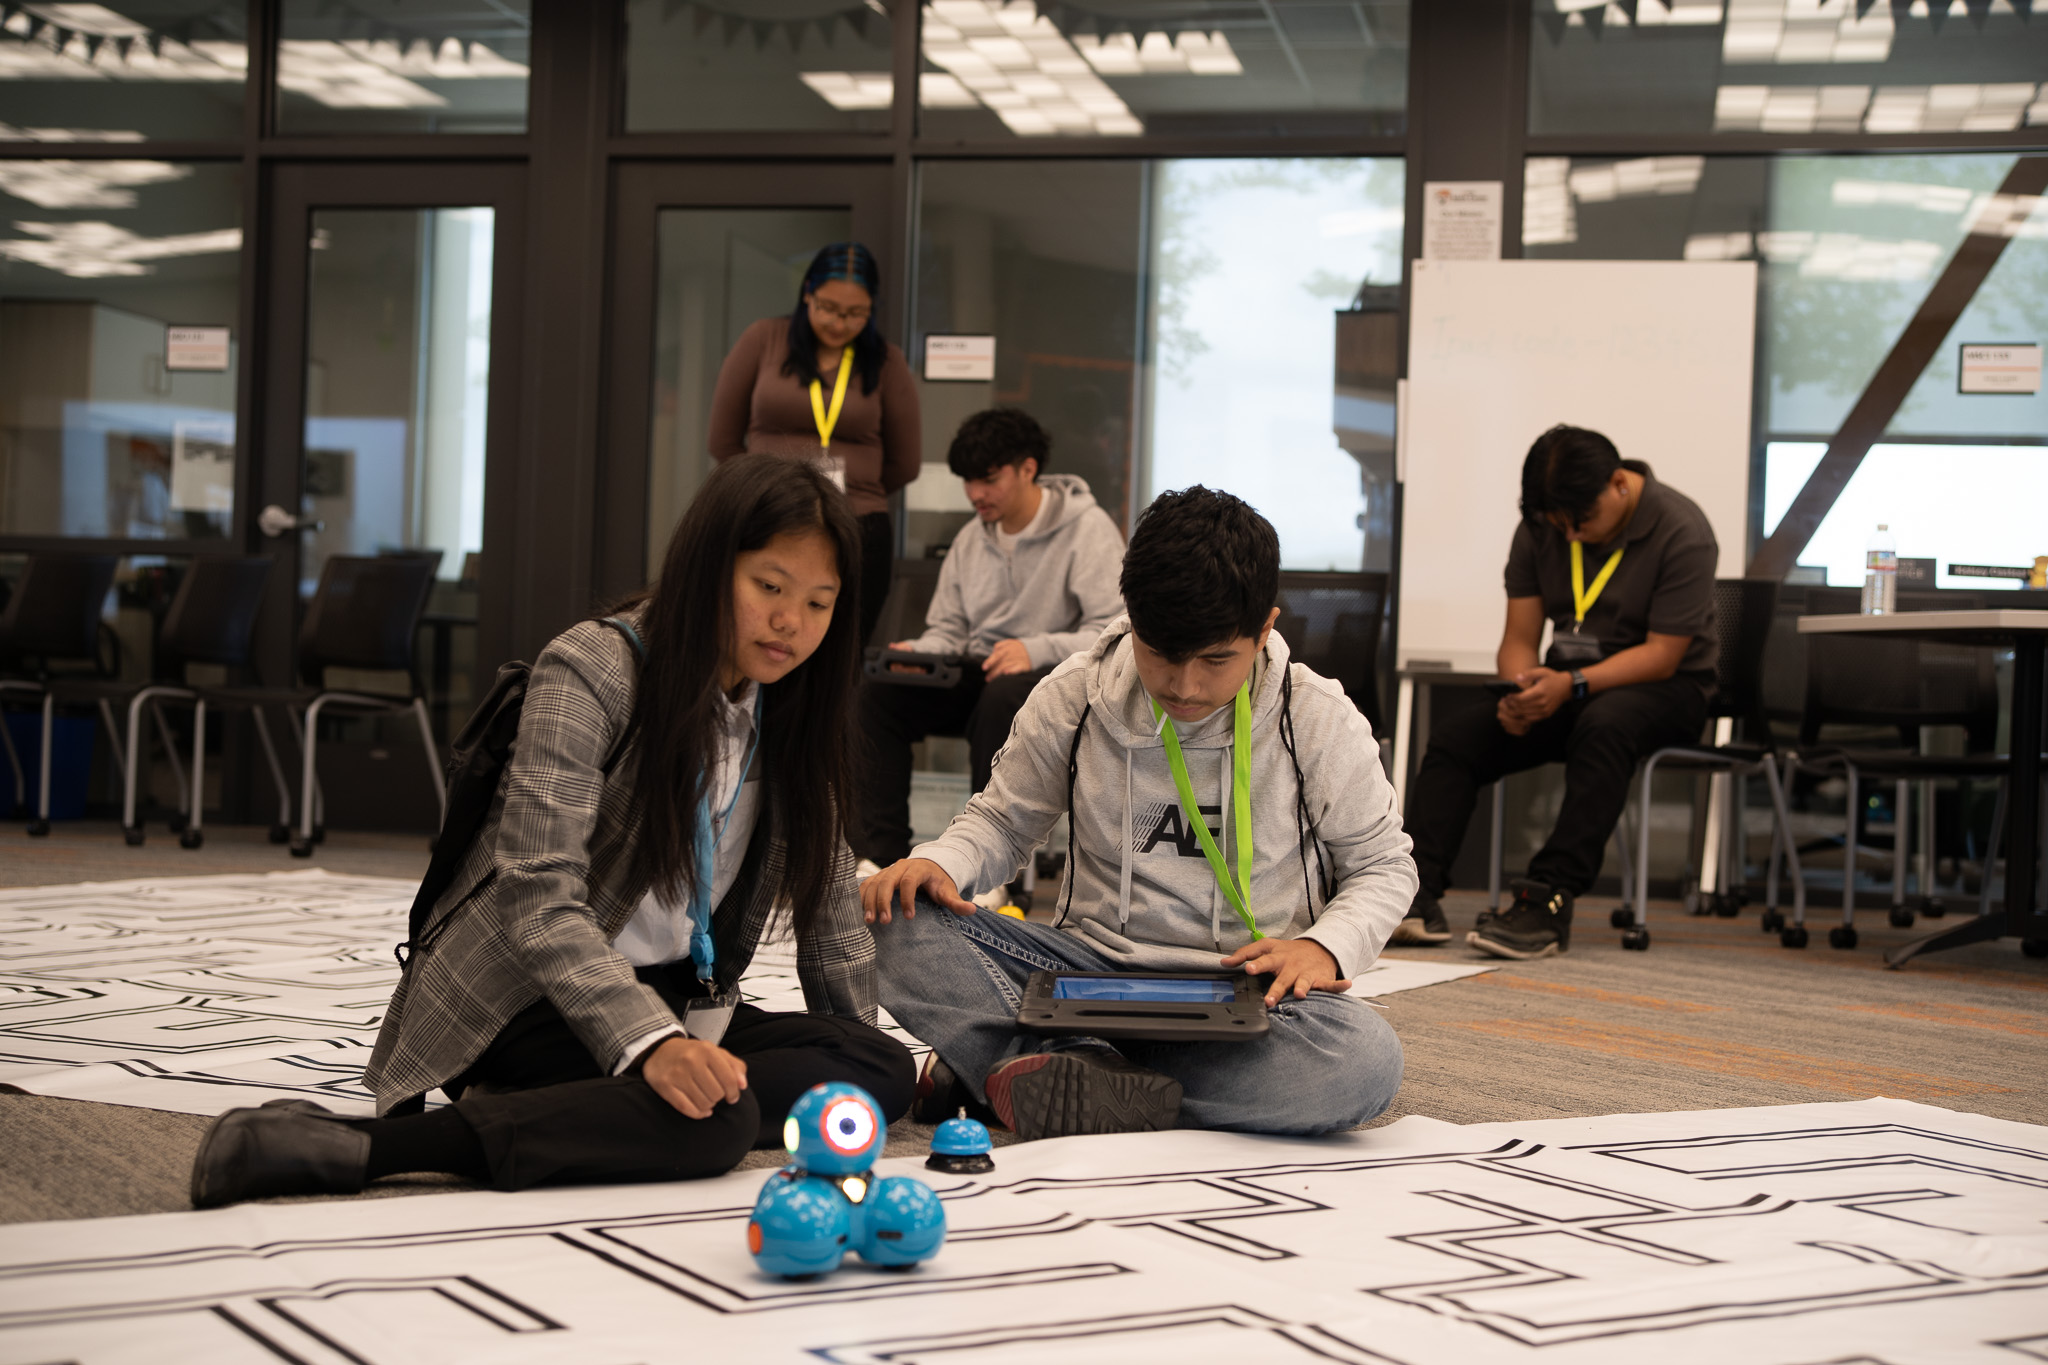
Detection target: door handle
<box><xmin>259</xmin><ymin>504</ymin><xmax>327</xmax><ymax>537</ymax></box>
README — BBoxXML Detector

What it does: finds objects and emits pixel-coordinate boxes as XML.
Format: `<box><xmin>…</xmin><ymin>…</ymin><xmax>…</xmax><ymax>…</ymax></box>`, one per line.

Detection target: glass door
<box><xmin>601</xmin><ymin>164</ymin><xmax>892</xmax><ymax>597</ymax></box>
<box><xmin>261</xmin><ymin>163</ymin><xmax>524</xmax><ymax>742</ymax></box>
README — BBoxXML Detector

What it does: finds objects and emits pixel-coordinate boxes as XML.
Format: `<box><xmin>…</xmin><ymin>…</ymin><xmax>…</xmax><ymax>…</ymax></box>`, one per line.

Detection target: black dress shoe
<box><xmin>190</xmin><ymin>1099</ymin><xmax>371</xmax><ymax>1209</ymax></box>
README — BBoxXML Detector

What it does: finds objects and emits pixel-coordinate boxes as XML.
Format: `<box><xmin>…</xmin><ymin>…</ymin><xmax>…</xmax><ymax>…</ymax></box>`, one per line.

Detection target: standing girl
<box><xmin>191</xmin><ymin>457</ymin><xmax>911</xmax><ymax>1205</ymax></box>
<box><xmin>709</xmin><ymin>242</ymin><xmax>920</xmax><ymax>648</ymax></box>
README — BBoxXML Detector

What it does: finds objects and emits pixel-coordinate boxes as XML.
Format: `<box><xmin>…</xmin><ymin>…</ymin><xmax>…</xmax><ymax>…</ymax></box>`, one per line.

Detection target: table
<box><xmin>1795</xmin><ymin>609</ymin><xmax>2048</xmax><ymax>967</ymax></box>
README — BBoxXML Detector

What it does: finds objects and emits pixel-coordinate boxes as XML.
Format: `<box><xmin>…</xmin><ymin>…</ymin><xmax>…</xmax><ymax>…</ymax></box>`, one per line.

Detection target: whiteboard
<box><xmin>1398</xmin><ymin>259</ymin><xmax>1756</xmax><ymax>675</ymax></box>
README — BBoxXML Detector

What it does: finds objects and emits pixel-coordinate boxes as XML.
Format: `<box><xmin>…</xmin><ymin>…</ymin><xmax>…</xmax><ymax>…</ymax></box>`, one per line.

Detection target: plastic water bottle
<box><xmin>1862</xmin><ymin>524</ymin><xmax>1896</xmax><ymax>615</ymax></box>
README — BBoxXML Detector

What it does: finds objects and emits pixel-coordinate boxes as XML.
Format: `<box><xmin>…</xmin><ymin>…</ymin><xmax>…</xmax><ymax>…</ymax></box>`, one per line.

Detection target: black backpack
<box><xmin>396</xmin><ymin>616</ymin><xmax>644</xmax><ymax>966</ymax></box>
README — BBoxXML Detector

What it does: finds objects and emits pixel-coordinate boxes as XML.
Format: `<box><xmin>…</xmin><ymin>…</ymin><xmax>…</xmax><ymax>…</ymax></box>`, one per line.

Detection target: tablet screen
<box><xmin>1051</xmin><ymin>975</ymin><xmax>1235</xmax><ymax>1003</ymax></box>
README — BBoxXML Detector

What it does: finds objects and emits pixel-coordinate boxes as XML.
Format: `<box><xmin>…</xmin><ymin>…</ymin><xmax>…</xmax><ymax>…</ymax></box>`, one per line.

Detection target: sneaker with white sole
<box><xmin>1468</xmin><ymin>878</ymin><xmax>1573</xmax><ymax>959</ymax></box>
<box><xmin>1390</xmin><ymin>892</ymin><xmax>1451</xmax><ymax>945</ymax></box>
<box><xmin>983</xmin><ymin>1046</ymin><xmax>1182</xmax><ymax>1141</ymax></box>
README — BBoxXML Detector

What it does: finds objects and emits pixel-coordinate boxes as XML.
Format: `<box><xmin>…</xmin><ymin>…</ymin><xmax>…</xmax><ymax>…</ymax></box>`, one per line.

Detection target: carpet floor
<box><xmin>1</xmin><ymin>823</ymin><xmax>2042</xmax><ymax>1224</ymax></box>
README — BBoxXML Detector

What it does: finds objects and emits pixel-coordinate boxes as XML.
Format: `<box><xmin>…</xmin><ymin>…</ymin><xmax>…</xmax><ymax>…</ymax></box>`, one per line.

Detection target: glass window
<box><xmin>623</xmin><ymin>0</ymin><xmax>894</xmax><ymax>134</ymax></box>
<box><xmin>645</xmin><ymin>208</ymin><xmax>853</xmax><ymax>575</ymax></box>
<box><xmin>0</xmin><ymin>2</ymin><xmax>246</xmax><ymax>143</ymax></box>
<box><xmin>303</xmin><ymin>207</ymin><xmax>495</xmax><ymax>594</ymax></box>
<box><xmin>1524</xmin><ymin>151</ymin><xmax>2048</xmax><ymax>590</ymax></box>
<box><xmin>914</xmin><ymin>156</ymin><xmax>1403</xmax><ymax>570</ymax></box>
<box><xmin>1529</xmin><ymin>0</ymin><xmax>2048</xmax><ymax>138</ymax></box>
<box><xmin>919</xmin><ymin>0</ymin><xmax>1408</xmax><ymax>141</ymax></box>
<box><xmin>276</xmin><ymin>0</ymin><xmax>530</xmax><ymax>135</ymax></box>
<box><xmin>0</xmin><ymin>160</ymin><xmax>242</xmax><ymax>539</ymax></box>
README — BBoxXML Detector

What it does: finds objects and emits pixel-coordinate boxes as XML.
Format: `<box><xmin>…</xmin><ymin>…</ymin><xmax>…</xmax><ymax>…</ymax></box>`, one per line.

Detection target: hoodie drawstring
<box><xmin>1118</xmin><ymin>747</ymin><xmax>1134</xmax><ymax>931</ymax></box>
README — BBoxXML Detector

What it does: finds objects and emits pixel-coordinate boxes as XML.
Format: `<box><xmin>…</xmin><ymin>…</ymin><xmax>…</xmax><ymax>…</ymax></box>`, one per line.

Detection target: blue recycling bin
<box><xmin>5</xmin><ymin>711</ymin><xmax>95</xmax><ymax>820</ymax></box>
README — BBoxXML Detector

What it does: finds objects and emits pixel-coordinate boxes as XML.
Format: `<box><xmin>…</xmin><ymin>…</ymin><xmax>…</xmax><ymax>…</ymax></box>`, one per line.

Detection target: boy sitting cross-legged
<box><xmin>862</xmin><ymin>486</ymin><xmax>1413</xmax><ymax>1140</ymax></box>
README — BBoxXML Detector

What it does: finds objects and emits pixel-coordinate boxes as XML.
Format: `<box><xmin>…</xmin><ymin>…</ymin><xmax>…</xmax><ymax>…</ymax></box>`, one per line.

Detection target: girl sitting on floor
<box><xmin>191</xmin><ymin>455</ymin><xmax>911</xmax><ymax>1207</ymax></box>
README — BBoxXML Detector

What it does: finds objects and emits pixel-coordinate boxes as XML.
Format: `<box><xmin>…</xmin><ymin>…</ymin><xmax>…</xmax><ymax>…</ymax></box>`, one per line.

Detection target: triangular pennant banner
<box><xmin>1536</xmin><ymin>9</ymin><xmax>1569</xmax><ymax>42</ymax></box>
<box><xmin>846</xmin><ymin>8</ymin><xmax>869</xmax><ymax>38</ymax></box>
<box><xmin>1582</xmin><ymin>5</ymin><xmax>1606</xmax><ymax>36</ymax></box>
<box><xmin>1855</xmin><ymin>0</ymin><xmax>1878</xmax><ymax>15</ymax></box>
<box><xmin>84</xmin><ymin>31</ymin><xmax>103</xmax><ymax>60</ymax></box>
<box><xmin>1962</xmin><ymin>0</ymin><xmax>1992</xmax><ymax>25</ymax></box>
<box><xmin>751</xmin><ymin>18</ymin><xmax>775</xmax><ymax>48</ymax></box>
<box><xmin>114</xmin><ymin>34</ymin><xmax>133</xmax><ymax>60</ymax></box>
<box><xmin>1614</xmin><ymin>0</ymin><xmax>1639</xmax><ymax>21</ymax></box>
<box><xmin>2009</xmin><ymin>0</ymin><xmax>2032</xmax><ymax>18</ymax></box>
<box><xmin>721</xmin><ymin>13</ymin><xmax>745</xmax><ymax>44</ymax></box>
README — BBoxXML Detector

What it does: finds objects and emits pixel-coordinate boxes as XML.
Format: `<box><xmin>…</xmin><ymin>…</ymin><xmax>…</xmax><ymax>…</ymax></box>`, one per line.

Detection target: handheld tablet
<box><xmin>1483</xmin><ymin>680</ymin><xmax>1521</xmax><ymax>698</ymax></box>
<box><xmin>862</xmin><ymin>647</ymin><xmax>966</xmax><ymax>689</ymax></box>
<box><xmin>1015</xmin><ymin>971</ymin><xmax>1269</xmax><ymax>1043</ymax></box>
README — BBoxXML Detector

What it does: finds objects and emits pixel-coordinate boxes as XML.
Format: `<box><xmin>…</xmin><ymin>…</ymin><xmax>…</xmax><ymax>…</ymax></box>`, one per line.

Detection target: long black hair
<box><xmin>782</xmin><ymin>241</ymin><xmax>887</xmax><ymax>398</ymax></box>
<box><xmin>622</xmin><ymin>455</ymin><xmax>863</xmax><ymax>940</ymax></box>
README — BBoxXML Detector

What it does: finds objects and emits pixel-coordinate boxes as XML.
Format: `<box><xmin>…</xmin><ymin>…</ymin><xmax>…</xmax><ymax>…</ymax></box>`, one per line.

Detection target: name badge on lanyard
<box><xmin>809</xmin><ymin>346</ymin><xmax>852</xmax><ymax>491</ymax></box>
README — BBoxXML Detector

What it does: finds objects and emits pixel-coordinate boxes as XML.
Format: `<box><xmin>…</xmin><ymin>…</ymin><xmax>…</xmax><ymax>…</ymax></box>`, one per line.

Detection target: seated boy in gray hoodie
<box><xmin>853</xmin><ymin>408</ymin><xmax>1126</xmax><ymax>872</ymax></box>
<box><xmin>863</xmin><ymin>486</ymin><xmax>1413</xmax><ymax>1141</ymax></box>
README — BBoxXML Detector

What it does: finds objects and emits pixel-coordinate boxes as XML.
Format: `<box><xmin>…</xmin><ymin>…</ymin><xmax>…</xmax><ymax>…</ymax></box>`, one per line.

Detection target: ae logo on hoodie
<box><xmin>1132</xmin><ymin>802</ymin><xmax>1222</xmax><ymax>858</ymax></box>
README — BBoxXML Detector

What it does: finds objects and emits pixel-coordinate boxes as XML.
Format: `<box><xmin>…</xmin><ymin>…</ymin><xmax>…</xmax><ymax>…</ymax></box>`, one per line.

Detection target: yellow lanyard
<box><xmin>808</xmin><ymin>347</ymin><xmax>852</xmax><ymax>451</ymax></box>
<box><xmin>1570</xmin><ymin>540</ymin><xmax>1624</xmax><ymax>627</ymax></box>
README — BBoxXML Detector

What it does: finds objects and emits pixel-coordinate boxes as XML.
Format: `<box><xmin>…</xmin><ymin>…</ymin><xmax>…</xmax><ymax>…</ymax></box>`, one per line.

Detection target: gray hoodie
<box><xmin>907</xmin><ymin>473</ymin><xmax>1126</xmax><ymax>669</ymax></box>
<box><xmin>913</xmin><ymin>617</ymin><xmax>1416</xmax><ymax>976</ymax></box>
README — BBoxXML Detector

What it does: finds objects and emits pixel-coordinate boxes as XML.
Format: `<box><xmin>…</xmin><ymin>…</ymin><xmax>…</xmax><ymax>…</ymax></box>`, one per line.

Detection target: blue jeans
<box><xmin>874</xmin><ymin>902</ymin><xmax>1404</xmax><ymax>1136</ymax></box>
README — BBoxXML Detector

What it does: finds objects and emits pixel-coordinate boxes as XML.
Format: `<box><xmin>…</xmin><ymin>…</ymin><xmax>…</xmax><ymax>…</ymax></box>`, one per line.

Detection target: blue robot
<box><xmin>926</xmin><ymin>1109</ymin><xmax>995</xmax><ymax>1175</ymax></box>
<box><xmin>747</xmin><ymin>1082</ymin><xmax>946</xmax><ymax>1277</ymax></box>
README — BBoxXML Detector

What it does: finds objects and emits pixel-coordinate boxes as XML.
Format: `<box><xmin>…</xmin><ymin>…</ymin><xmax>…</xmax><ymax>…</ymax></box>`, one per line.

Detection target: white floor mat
<box><xmin>0</xmin><ymin>1096</ymin><xmax>2039</xmax><ymax>1363</ymax></box>
<box><xmin>0</xmin><ymin>872</ymin><xmax>1485</xmax><ymax>1117</ymax></box>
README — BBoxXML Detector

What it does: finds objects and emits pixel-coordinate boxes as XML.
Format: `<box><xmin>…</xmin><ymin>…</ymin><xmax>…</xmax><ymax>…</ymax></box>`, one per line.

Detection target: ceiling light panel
<box><xmin>0</xmin><ymin>158</ymin><xmax>187</xmax><ymax>209</ymax></box>
<box><xmin>918</xmin><ymin>0</ymin><xmax>1243</xmax><ymax>136</ymax></box>
<box><xmin>0</xmin><ymin>219</ymin><xmax>241</xmax><ymax>278</ymax></box>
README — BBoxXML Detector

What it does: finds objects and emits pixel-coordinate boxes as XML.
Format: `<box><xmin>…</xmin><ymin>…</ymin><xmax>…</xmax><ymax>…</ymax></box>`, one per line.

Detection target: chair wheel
<box><xmin>1887</xmin><ymin>906</ymin><xmax>1915</xmax><ymax>929</ymax></box>
<box><xmin>1760</xmin><ymin>909</ymin><xmax>1785</xmax><ymax>932</ymax></box>
<box><xmin>1712</xmin><ymin>892</ymin><xmax>1741</xmax><ymax>918</ymax></box>
<box><xmin>2023</xmin><ymin>938</ymin><xmax>2048</xmax><ymax>960</ymax></box>
<box><xmin>1828</xmin><ymin>925</ymin><xmax>1858</xmax><ymax>950</ymax></box>
<box><xmin>1780</xmin><ymin>926</ymin><xmax>1809</xmax><ymax>948</ymax></box>
<box><xmin>27</xmin><ymin>819</ymin><xmax>49</xmax><ymax>837</ymax></box>
<box><xmin>268</xmin><ymin>823</ymin><xmax>291</xmax><ymax>845</ymax></box>
<box><xmin>179</xmin><ymin>829</ymin><xmax>203</xmax><ymax>850</ymax></box>
<box><xmin>289</xmin><ymin>838</ymin><xmax>314</xmax><ymax>858</ymax></box>
<box><xmin>1609</xmin><ymin>907</ymin><xmax>1633</xmax><ymax>929</ymax></box>
<box><xmin>167</xmin><ymin>813</ymin><xmax>186</xmax><ymax>834</ymax></box>
<box><xmin>1919</xmin><ymin>897</ymin><xmax>1946</xmax><ymax>919</ymax></box>
<box><xmin>123</xmin><ymin>825</ymin><xmax>145</xmax><ymax>847</ymax></box>
<box><xmin>1621</xmin><ymin>928</ymin><xmax>1650</xmax><ymax>951</ymax></box>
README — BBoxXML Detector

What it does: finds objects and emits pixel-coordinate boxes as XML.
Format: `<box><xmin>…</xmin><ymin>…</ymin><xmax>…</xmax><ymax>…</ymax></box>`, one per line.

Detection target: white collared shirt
<box><xmin>610</xmin><ymin>680</ymin><xmax>763</xmax><ymax>1070</ymax></box>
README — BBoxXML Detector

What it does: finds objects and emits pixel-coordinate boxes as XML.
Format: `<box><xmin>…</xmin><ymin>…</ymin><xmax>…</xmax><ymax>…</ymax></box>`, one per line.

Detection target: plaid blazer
<box><xmin>363</xmin><ymin>614</ymin><xmax>877</xmax><ymax>1114</ymax></box>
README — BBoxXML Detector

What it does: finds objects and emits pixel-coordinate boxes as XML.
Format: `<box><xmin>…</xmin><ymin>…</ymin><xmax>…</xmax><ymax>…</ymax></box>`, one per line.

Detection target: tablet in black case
<box><xmin>1015</xmin><ymin>971</ymin><xmax>1270</xmax><ymax>1043</ymax></box>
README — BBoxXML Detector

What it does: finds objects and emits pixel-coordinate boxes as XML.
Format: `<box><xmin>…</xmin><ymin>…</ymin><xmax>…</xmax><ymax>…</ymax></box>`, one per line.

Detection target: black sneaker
<box><xmin>983</xmin><ymin>1046</ymin><xmax>1182</xmax><ymax>1141</ymax></box>
<box><xmin>910</xmin><ymin>1052</ymin><xmax>973</xmax><ymax>1124</ymax></box>
<box><xmin>1390</xmin><ymin>892</ymin><xmax>1452</xmax><ymax>945</ymax></box>
<box><xmin>1469</xmin><ymin>878</ymin><xmax>1573</xmax><ymax>959</ymax></box>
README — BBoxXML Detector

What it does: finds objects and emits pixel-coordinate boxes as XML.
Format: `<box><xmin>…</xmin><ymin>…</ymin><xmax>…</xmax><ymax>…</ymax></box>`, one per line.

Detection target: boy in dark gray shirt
<box><xmin>1396</xmin><ymin>424</ymin><xmax>1717</xmax><ymax>959</ymax></box>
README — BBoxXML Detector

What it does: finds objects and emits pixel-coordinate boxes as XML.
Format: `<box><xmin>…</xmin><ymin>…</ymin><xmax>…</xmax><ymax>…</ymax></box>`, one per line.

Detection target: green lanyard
<box><xmin>1570</xmin><ymin>539</ymin><xmax>1624</xmax><ymax>627</ymax></box>
<box><xmin>1154</xmin><ymin>682</ymin><xmax>1262</xmax><ymax>942</ymax></box>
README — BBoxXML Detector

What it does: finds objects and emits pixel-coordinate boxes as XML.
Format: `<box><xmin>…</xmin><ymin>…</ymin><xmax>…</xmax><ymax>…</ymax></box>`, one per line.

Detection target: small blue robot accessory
<box><xmin>926</xmin><ymin>1108</ymin><xmax>995</xmax><ymax>1175</ymax></box>
<box><xmin>747</xmin><ymin>1082</ymin><xmax>946</xmax><ymax>1277</ymax></box>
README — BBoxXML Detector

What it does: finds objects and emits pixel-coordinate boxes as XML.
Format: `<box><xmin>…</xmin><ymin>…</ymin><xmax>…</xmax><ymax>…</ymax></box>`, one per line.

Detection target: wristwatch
<box><xmin>1569</xmin><ymin>669</ymin><xmax>1590</xmax><ymax>700</ymax></box>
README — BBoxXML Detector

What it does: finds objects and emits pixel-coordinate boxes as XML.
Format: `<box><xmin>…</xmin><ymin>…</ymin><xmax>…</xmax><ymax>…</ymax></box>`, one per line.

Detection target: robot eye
<box><xmin>819</xmin><ymin>1097</ymin><xmax>877</xmax><ymax>1156</ymax></box>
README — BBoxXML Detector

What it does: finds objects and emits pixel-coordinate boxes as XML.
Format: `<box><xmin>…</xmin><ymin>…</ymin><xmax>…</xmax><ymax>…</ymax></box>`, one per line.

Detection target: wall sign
<box><xmin>925</xmin><ymin>334</ymin><xmax>996</xmax><ymax>382</ymax></box>
<box><xmin>1958</xmin><ymin>342</ymin><xmax>2040</xmax><ymax>395</ymax></box>
<box><xmin>1421</xmin><ymin>181</ymin><xmax>1502</xmax><ymax>262</ymax></box>
<box><xmin>165</xmin><ymin>325</ymin><xmax>230</xmax><ymax>372</ymax></box>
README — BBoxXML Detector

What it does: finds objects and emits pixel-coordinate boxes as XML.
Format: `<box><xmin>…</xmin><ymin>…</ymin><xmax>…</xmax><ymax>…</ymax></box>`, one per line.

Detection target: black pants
<box><xmin>853</xmin><ymin>664</ymin><xmax>1056</xmax><ymax>865</ymax></box>
<box><xmin>858</xmin><ymin>511</ymin><xmax>893</xmax><ymax>649</ymax></box>
<box><xmin>448</xmin><ymin>961</ymin><xmax>914</xmax><ymax>1191</ymax></box>
<box><xmin>1405</xmin><ymin>676</ymin><xmax>1710</xmax><ymax>899</ymax></box>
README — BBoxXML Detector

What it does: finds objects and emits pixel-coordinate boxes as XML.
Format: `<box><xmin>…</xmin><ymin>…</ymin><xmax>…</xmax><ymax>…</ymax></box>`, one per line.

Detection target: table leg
<box><xmin>1886</xmin><ymin>635</ymin><xmax>2045</xmax><ymax>967</ymax></box>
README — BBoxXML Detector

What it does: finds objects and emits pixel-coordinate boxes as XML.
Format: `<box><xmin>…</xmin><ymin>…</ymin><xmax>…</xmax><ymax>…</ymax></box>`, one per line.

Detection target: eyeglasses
<box><xmin>809</xmin><ymin>298</ymin><xmax>872</xmax><ymax>324</ymax></box>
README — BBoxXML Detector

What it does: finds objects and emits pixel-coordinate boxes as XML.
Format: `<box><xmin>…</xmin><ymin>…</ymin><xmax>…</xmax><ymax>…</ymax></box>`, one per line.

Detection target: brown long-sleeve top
<box><xmin>708</xmin><ymin>316</ymin><xmax>922</xmax><ymax>518</ymax></box>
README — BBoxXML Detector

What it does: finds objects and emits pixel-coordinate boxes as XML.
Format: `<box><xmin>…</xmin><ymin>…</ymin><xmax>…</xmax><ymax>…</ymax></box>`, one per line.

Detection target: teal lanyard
<box><xmin>688</xmin><ymin>690</ymin><xmax>762</xmax><ymax>981</ymax></box>
<box><xmin>1153</xmin><ymin>682</ymin><xmax>1261</xmax><ymax>942</ymax></box>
